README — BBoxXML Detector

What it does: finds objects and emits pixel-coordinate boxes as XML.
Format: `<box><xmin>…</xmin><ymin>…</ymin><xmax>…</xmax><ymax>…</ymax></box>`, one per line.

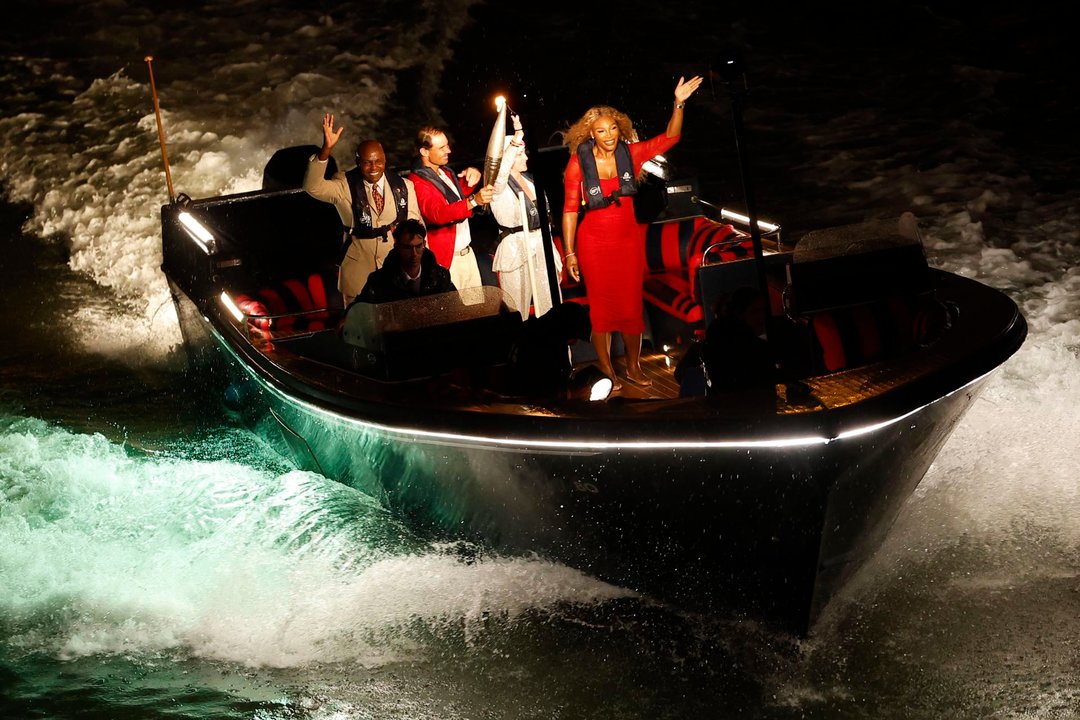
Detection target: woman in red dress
<box><xmin>562</xmin><ymin>76</ymin><xmax>703</xmax><ymax>388</ymax></box>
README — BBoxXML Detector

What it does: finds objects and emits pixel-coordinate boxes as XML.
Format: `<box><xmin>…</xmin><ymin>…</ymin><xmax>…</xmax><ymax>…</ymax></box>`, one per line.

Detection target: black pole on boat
<box><xmin>533</xmin><ymin>159</ymin><xmax>563</xmax><ymax>312</ymax></box>
<box><xmin>716</xmin><ymin>54</ymin><xmax>769</xmax><ymax>339</ymax></box>
<box><xmin>144</xmin><ymin>56</ymin><xmax>176</xmax><ymax>204</ymax></box>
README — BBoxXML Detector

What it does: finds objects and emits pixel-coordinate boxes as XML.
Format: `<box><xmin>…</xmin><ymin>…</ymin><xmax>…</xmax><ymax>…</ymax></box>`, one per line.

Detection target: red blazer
<box><xmin>408</xmin><ymin>166</ymin><xmax>478</xmax><ymax>269</ymax></box>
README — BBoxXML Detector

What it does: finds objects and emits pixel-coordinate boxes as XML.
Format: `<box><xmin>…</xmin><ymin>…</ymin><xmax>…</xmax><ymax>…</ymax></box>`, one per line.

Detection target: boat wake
<box><xmin>0</xmin><ymin>412</ymin><xmax>633</xmax><ymax>669</ymax></box>
<box><xmin>0</xmin><ymin>0</ymin><xmax>479</xmax><ymax>367</ymax></box>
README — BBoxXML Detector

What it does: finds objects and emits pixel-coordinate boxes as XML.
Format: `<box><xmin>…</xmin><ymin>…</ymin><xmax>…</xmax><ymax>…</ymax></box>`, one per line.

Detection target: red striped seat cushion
<box><xmin>808</xmin><ymin>295</ymin><xmax>945</xmax><ymax>373</ymax></box>
<box><xmin>237</xmin><ymin>270</ymin><xmax>336</xmax><ymax>334</ymax></box>
<box><xmin>641</xmin><ymin>218</ymin><xmax>754</xmax><ymax>326</ymax></box>
<box><xmin>643</xmin><ymin>272</ymin><xmax>703</xmax><ymax>324</ymax></box>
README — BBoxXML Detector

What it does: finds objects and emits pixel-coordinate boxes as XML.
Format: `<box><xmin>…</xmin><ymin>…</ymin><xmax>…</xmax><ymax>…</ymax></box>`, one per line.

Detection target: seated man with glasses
<box><xmin>354</xmin><ymin>219</ymin><xmax>455</xmax><ymax>305</ymax></box>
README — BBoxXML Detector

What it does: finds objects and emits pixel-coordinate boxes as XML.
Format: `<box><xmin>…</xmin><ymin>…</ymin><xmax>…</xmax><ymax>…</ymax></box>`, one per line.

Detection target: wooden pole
<box><xmin>144</xmin><ymin>56</ymin><xmax>175</xmax><ymax>204</ymax></box>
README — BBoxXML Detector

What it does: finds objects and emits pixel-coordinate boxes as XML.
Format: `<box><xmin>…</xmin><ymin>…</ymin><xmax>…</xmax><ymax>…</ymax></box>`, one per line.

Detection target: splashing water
<box><xmin>0</xmin><ymin>0</ymin><xmax>480</xmax><ymax>364</ymax></box>
<box><xmin>0</xmin><ymin>413</ymin><xmax>633</xmax><ymax>672</ymax></box>
<box><xmin>3</xmin><ymin>1</ymin><xmax>1080</xmax><ymax>717</ymax></box>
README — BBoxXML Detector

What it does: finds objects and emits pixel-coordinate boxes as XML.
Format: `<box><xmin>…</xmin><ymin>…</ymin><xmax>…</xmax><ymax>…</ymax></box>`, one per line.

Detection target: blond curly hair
<box><xmin>563</xmin><ymin>106</ymin><xmax>639</xmax><ymax>154</ymax></box>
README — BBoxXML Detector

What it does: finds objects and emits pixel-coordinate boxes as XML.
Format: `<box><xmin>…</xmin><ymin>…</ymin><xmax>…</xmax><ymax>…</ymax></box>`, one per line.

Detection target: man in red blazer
<box><xmin>408</xmin><ymin>127</ymin><xmax>494</xmax><ymax>289</ymax></box>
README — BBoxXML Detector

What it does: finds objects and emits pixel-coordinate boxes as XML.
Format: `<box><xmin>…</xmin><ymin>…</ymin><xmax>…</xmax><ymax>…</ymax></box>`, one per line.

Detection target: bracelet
<box><xmin>675</xmin><ymin>102</ymin><xmax>685</xmax><ymax>109</ymax></box>
<box><xmin>564</xmin><ymin>252</ymin><xmax>576</xmax><ymax>257</ymax></box>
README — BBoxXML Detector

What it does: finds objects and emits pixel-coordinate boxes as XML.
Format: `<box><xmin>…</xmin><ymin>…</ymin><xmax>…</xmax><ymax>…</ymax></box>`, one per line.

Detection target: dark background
<box><xmin>426</xmin><ymin>2</ymin><xmax>1078</xmax><ymax>237</ymax></box>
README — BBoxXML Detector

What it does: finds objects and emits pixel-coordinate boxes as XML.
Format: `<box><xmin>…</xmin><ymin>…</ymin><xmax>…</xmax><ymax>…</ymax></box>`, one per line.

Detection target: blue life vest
<box><xmin>496</xmin><ymin>173</ymin><xmax>542</xmax><ymax>239</ymax></box>
<box><xmin>345</xmin><ymin>169</ymin><xmax>410</xmax><ymax>238</ymax></box>
<box><xmin>576</xmin><ymin>139</ymin><xmax>636</xmax><ymax>211</ymax></box>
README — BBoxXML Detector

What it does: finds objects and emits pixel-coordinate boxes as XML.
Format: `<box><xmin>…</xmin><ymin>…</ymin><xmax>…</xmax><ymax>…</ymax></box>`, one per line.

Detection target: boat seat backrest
<box><xmin>805</xmin><ymin>293</ymin><xmax>949</xmax><ymax>373</ymax></box>
<box><xmin>641</xmin><ymin>218</ymin><xmax>756</xmax><ymax>326</ymax></box>
<box><xmin>234</xmin><ymin>269</ymin><xmax>340</xmax><ymax>334</ymax></box>
<box><xmin>342</xmin><ymin>287</ymin><xmax>520</xmax><ymax>380</ymax></box>
<box><xmin>645</xmin><ymin>219</ymin><xmax>752</xmax><ymax>275</ymax></box>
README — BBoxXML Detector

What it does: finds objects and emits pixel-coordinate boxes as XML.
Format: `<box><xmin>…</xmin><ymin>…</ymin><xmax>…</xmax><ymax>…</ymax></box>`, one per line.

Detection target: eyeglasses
<box><xmin>396</xmin><ymin>243</ymin><xmax>425</xmax><ymax>253</ymax></box>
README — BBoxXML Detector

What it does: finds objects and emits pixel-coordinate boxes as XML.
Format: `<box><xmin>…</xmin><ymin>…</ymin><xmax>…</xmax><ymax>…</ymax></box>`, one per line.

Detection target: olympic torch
<box><xmin>482</xmin><ymin>95</ymin><xmax>509</xmax><ymax>188</ymax></box>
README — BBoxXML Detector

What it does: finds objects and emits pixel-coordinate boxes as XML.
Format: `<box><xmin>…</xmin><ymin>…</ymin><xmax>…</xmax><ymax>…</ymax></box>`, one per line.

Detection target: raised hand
<box><xmin>509</xmin><ymin>112</ymin><xmax>525</xmax><ymax>146</ymax></box>
<box><xmin>321</xmin><ymin>112</ymin><xmax>344</xmax><ymax>150</ymax></box>
<box><xmin>674</xmin><ymin>75</ymin><xmax>704</xmax><ymax>104</ymax></box>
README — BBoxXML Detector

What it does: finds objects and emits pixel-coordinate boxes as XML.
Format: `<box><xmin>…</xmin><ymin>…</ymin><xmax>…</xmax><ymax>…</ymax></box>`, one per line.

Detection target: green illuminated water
<box><xmin>5</xmin><ymin>1</ymin><xmax>1080</xmax><ymax>716</ymax></box>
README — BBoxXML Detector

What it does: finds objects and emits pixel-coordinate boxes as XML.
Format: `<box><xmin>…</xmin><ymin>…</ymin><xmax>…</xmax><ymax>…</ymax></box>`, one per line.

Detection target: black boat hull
<box><xmin>162</xmin><ymin>188</ymin><xmax>1025</xmax><ymax>633</ymax></box>
<box><xmin>171</xmin><ymin>284</ymin><xmax>988</xmax><ymax>631</ymax></box>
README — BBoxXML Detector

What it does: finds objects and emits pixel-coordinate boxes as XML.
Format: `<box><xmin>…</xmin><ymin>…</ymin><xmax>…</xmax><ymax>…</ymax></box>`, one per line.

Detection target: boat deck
<box><xmin>605</xmin><ymin>348</ymin><xmax>863</xmax><ymax>412</ymax></box>
<box><xmin>605</xmin><ymin>350</ymin><xmax>682</xmax><ymax>400</ymax></box>
<box><xmin>256</xmin><ymin>321</ymin><xmax>958</xmax><ymax>422</ymax></box>
<box><xmin>233</xmin><ymin>265</ymin><xmax>1024</xmax><ymax>433</ymax></box>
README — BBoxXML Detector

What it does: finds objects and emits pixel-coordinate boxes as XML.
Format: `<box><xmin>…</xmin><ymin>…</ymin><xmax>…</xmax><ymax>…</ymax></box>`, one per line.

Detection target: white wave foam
<box><xmin>0</xmin><ymin>415</ymin><xmax>630</xmax><ymax>668</ymax></box>
<box><xmin>0</xmin><ymin>0</ymin><xmax>479</xmax><ymax>366</ymax></box>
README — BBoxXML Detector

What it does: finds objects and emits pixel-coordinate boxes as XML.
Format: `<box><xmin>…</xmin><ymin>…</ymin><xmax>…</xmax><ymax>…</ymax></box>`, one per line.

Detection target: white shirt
<box><xmin>436</xmin><ymin>168</ymin><xmax>473</xmax><ymax>253</ymax></box>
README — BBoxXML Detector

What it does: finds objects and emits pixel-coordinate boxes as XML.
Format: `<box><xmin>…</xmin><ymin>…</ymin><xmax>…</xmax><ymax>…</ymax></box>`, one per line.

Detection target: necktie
<box><xmin>372</xmin><ymin>183</ymin><xmax>385</xmax><ymax>217</ymax></box>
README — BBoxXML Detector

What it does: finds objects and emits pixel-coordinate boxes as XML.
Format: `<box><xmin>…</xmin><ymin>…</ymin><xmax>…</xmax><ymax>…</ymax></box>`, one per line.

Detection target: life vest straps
<box><xmin>577</xmin><ymin>139</ymin><xmax>636</xmax><ymax>212</ymax></box>
<box><xmin>345</xmin><ymin>169</ymin><xmax>410</xmax><ymax>239</ymax></box>
<box><xmin>506</xmin><ymin>174</ymin><xmax>541</xmax><ymax>232</ymax></box>
<box><xmin>409</xmin><ymin>164</ymin><xmax>470</xmax><ymax>232</ymax></box>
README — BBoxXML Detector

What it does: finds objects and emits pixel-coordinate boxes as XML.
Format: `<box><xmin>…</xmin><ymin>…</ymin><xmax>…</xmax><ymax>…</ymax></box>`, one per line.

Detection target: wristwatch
<box><xmin>468</xmin><ymin>196</ymin><xmax>478</xmax><ymax>209</ymax></box>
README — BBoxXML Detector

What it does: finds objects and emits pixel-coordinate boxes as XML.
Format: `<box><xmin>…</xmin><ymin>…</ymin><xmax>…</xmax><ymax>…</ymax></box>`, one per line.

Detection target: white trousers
<box><xmin>449</xmin><ymin>245</ymin><xmax>482</xmax><ymax>290</ymax></box>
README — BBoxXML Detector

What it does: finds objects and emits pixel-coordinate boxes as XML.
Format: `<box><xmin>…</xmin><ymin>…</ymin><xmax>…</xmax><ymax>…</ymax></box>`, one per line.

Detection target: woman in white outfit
<box><xmin>489</xmin><ymin>115</ymin><xmax>562</xmax><ymax>321</ymax></box>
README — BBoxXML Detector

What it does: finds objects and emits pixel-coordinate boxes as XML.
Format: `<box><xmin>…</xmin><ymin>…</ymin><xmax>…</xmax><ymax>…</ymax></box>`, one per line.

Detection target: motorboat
<box><xmin>160</xmin><ymin>142</ymin><xmax>1025</xmax><ymax>633</ymax></box>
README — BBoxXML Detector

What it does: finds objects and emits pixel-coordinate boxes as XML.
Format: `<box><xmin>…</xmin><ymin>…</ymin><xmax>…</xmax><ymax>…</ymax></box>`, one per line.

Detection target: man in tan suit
<box><xmin>303</xmin><ymin>113</ymin><xmax>422</xmax><ymax>305</ymax></box>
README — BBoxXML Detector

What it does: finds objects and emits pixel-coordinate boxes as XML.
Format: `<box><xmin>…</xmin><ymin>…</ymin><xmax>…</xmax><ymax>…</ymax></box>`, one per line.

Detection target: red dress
<box><xmin>563</xmin><ymin>134</ymin><xmax>679</xmax><ymax>333</ymax></box>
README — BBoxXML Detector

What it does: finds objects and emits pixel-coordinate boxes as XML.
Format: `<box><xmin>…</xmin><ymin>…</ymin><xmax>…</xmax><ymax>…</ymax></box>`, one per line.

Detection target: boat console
<box><xmin>341</xmin><ymin>288</ymin><xmax>522</xmax><ymax>380</ymax></box>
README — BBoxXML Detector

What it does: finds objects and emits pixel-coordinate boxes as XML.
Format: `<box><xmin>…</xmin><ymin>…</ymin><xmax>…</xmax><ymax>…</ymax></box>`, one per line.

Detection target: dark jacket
<box><xmin>355</xmin><ymin>247</ymin><xmax>455</xmax><ymax>304</ymax></box>
<box><xmin>703</xmin><ymin>316</ymin><xmax>775</xmax><ymax>394</ymax></box>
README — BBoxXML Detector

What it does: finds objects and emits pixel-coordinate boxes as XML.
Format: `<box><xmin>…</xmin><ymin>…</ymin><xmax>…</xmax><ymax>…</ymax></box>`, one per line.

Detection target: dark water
<box><xmin>2</xmin><ymin>2</ymin><xmax>1080</xmax><ymax>717</ymax></box>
